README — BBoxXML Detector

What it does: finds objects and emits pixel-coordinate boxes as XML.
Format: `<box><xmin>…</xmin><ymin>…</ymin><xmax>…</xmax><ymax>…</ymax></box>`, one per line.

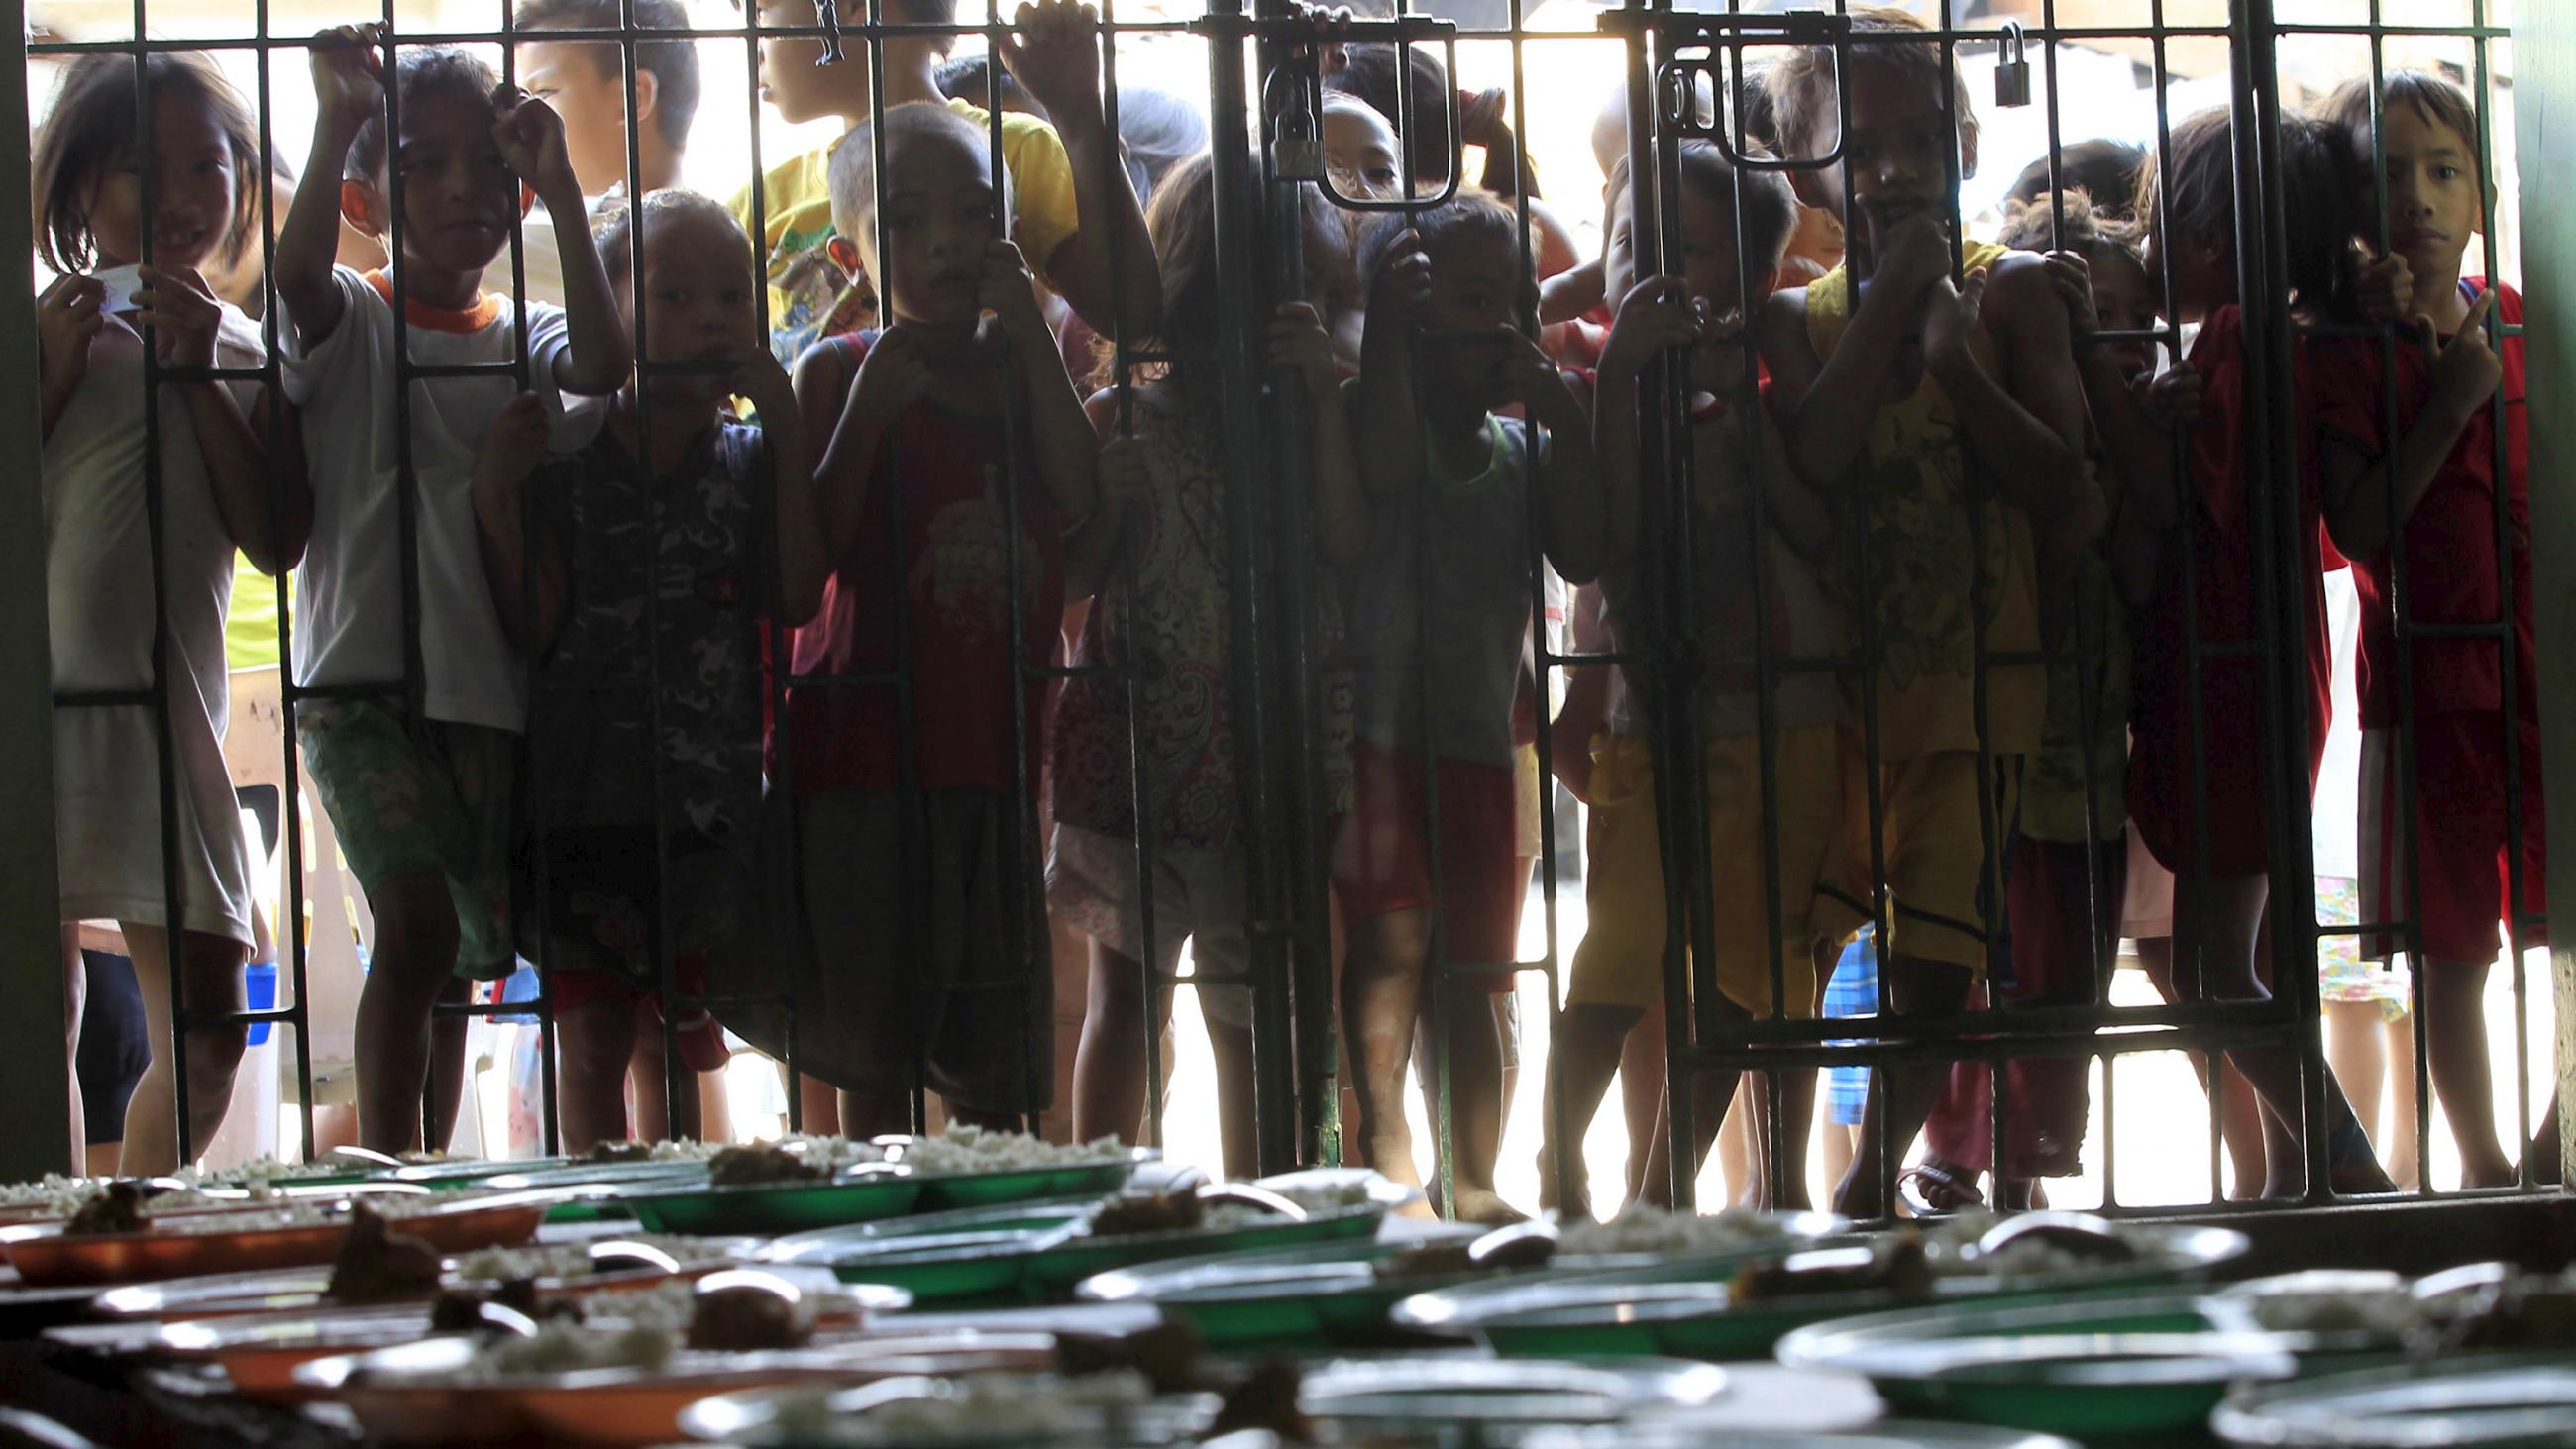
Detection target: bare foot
<box><xmin>1450</xmin><ymin>1186</ymin><xmax>1527</xmax><ymax>1226</ymax></box>
<box><xmin>1536</xmin><ymin>1147</ymin><xmax>1591</xmax><ymax>1220</ymax></box>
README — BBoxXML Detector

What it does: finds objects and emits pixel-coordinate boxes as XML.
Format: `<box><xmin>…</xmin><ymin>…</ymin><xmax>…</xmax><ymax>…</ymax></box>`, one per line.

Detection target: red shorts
<box><xmin>1924</xmin><ymin>836</ymin><xmax>2127</xmax><ymax>1181</ymax></box>
<box><xmin>2360</xmin><ymin>711</ymin><xmax>2549</xmax><ymax>963</ymax></box>
<box><xmin>1332</xmin><ymin>739</ymin><xmax>1524</xmax><ymax>990</ymax></box>
<box><xmin>549</xmin><ymin>954</ymin><xmax>730</xmax><ymax>1072</ymax></box>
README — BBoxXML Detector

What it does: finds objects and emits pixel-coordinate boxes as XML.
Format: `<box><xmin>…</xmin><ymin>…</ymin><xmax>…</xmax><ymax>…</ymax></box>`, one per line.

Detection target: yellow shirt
<box><xmin>728</xmin><ymin>99</ymin><xmax>1082</xmax><ymax>365</ymax></box>
<box><xmin>1802</xmin><ymin>239</ymin><xmax>2044</xmax><ymax>759</ymax></box>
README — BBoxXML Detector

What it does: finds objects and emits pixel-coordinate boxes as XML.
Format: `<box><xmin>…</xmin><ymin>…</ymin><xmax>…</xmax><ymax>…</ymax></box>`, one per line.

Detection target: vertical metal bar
<box><xmin>2469</xmin><ymin>0</ymin><xmax>2535</xmax><ymax>1188</ymax></box>
<box><xmin>253</xmin><ymin>0</ymin><xmax>323</xmax><ymax>1166</ymax></box>
<box><xmin>126</xmin><ymin>28</ymin><xmax>206</xmax><ymax>1164</ymax></box>
<box><xmin>2237</xmin><ymin>0</ymin><xmax>2334</xmax><ymax>1200</ymax></box>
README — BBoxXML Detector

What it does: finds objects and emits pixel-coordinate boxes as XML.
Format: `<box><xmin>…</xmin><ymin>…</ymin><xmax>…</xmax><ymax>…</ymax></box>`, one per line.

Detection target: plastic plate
<box><xmin>2212</xmin><ymin>1352</ymin><xmax>2576</xmax><ymax>1447</ymax></box>
<box><xmin>619</xmin><ymin>1169</ymin><xmax>923</xmax><ymax>1236</ymax></box>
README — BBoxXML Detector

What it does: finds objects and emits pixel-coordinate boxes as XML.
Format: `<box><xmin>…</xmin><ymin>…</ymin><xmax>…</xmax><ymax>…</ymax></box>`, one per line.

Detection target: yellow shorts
<box><xmin>1564</xmin><ymin>727</ymin><xmax>1842</xmax><ymax>1017</ymax></box>
<box><xmin>1814</xmin><ymin>744</ymin><xmax>2019</xmax><ymax>975</ymax></box>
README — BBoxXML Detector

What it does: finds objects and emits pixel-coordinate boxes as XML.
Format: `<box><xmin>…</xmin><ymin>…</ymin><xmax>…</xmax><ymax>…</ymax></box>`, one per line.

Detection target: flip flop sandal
<box><xmin>1896</xmin><ymin>1158</ymin><xmax>1985</xmax><ymax>1218</ymax></box>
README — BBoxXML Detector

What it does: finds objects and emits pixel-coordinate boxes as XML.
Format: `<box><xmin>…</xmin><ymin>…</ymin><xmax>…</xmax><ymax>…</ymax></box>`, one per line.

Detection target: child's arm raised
<box><xmin>1761</xmin><ymin>211</ymin><xmax>1946</xmax><ymax>488</ymax></box>
<box><xmin>1354</xmin><ymin>232</ymin><xmax>1429</xmax><ymax>503</ymax></box>
<box><xmin>493</xmin><ymin>87</ymin><xmax>633</xmax><ymax>397</ymax></box>
<box><xmin>2320</xmin><ymin>288</ymin><xmax>2501</xmax><ymax>562</ymax></box>
<box><xmin>734</xmin><ymin>346</ymin><xmax>825</xmax><ymax>628</ymax></box>
<box><xmin>997</xmin><ymin>0</ymin><xmax>1161</xmax><ymax>343</ymax></box>
<box><xmin>1590</xmin><ymin>273</ymin><xmax>1697</xmax><ymax>569</ymax></box>
<box><xmin>984</xmin><ymin>239</ymin><xmax>1098</xmax><ymax>522</ymax></box>
<box><xmin>2041</xmin><ymin>250</ymin><xmax>2189</xmax><ymax>609</ymax></box>
<box><xmin>1271</xmin><ymin>301</ymin><xmax>1370</xmax><ymax>567</ymax></box>
<box><xmin>1062</xmin><ymin>396</ymin><xmax>1138</xmax><ymax>602</ymax></box>
<box><xmin>800</xmin><ymin>330</ymin><xmax>924</xmax><ymax>565</ymax></box>
<box><xmin>470</xmin><ymin>393</ymin><xmax>568</xmax><ymax>652</ymax></box>
<box><xmin>275</xmin><ymin>25</ymin><xmax>382</xmax><ymax>348</ymax></box>
<box><xmin>1502</xmin><ymin>328</ymin><xmax>1604</xmax><ymax>585</ymax></box>
<box><xmin>1923</xmin><ymin>252</ymin><xmax>2090</xmax><ymax>522</ymax></box>
<box><xmin>131</xmin><ymin>266</ymin><xmax>311</xmax><ymax>573</ymax></box>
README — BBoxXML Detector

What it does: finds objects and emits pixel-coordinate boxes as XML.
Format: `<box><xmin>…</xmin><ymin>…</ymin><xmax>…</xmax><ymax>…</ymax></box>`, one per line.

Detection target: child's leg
<box><xmin>2173</xmin><ymin>874</ymin><xmax>2391</xmax><ymax>1197</ymax></box>
<box><xmin>1832</xmin><ymin>953</ymin><xmax>1975</xmax><ymax>1218</ymax></box>
<box><xmin>1415</xmin><ymin>983</ymin><xmax>1518</xmax><ymax>1222</ymax></box>
<box><xmin>1636</xmin><ymin>1059</ymin><xmax>1742</xmax><ymax>1208</ymax></box>
<box><xmin>796</xmin><ymin>1074</ymin><xmax>842</xmax><ymax>1135</ymax></box>
<box><xmin>2138</xmin><ymin>934</ymin><xmax>2268</xmax><ymax>1195</ymax></box>
<box><xmin>116</xmin><ymin>925</ymin><xmax>248</xmax><ymax>1174</ymax></box>
<box><xmin>626</xmin><ymin>1013</ymin><xmax>704</xmax><ymax>1146</ymax></box>
<box><xmin>1745</xmin><ymin>1068</ymin><xmax>1819</xmax><ymax>1211</ymax></box>
<box><xmin>426</xmin><ymin>976</ymin><xmax>474</xmax><ymax>1154</ymax></box>
<box><xmin>60</xmin><ymin>925</ymin><xmax>86</xmax><ymax>1169</ymax></box>
<box><xmin>2421</xmin><ymin>956</ymin><xmax>2515</xmax><ymax>1187</ymax></box>
<box><xmin>557</xmin><ymin>992</ymin><xmax>639</xmax><ymax>1154</ymax></box>
<box><xmin>1206</xmin><ymin>1014</ymin><xmax>1257</xmax><ymax>1182</ymax></box>
<box><xmin>1716</xmin><ymin>1077</ymin><xmax>1752</xmax><ymax>1207</ymax></box>
<box><xmin>355</xmin><ymin>873</ymin><xmax>463</xmax><ymax>1153</ymax></box>
<box><xmin>1537</xmin><ymin>1003</ymin><xmax>1645</xmax><ymax>1217</ymax></box>
<box><xmin>1342</xmin><ymin>905</ymin><xmax>1432</xmax><ymax>1193</ymax></box>
<box><xmin>2324</xmin><ymin>1000</ymin><xmax>2386</xmax><ymax>1151</ymax></box>
<box><xmin>2383</xmin><ymin>1009</ymin><xmax>2422</xmax><ymax>1190</ymax></box>
<box><xmin>1618</xmin><ymin>1004</ymin><xmax>1667</xmax><ymax>1204</ymax></box>
<box><xmin>1072</xmin><ymin>941</ymin><xmax>1165</xmax><ymax>1147</ymax></box>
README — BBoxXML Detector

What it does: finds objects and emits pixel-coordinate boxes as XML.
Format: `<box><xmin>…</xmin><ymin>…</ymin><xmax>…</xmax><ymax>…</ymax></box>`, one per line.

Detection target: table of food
<box><xmin>3</xmin><ymin>1130</ymin><xmax>2570</xmax><ymax>1446</ymax></box>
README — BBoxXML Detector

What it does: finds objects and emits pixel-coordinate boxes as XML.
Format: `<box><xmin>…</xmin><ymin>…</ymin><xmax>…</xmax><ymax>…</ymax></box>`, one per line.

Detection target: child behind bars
<box><xmin>35</xmin><ymin>51</ymin><xmax>293</xmax><ymax>1171</ymax></box>
<box><xmin>2088</xmin><ymin>105</ymin><xmax>2395</xmax><ymax>1197</ymax></box>
<box><xmin>470</xmin><ymin>192</ymin><xmax>821</xmax><ymax>1152</ymax></box>
<box><xmin>272</xmin><ymin>29</ymin><xmax>630</xmax><ymax>1153</ymax></box>
<box><xmin>1339</xmin><ymin>191</ymin><xmax>1603</xmax><ymax>1221</ymax></box>
<box><xmin>733</xmin><ymin>0</ymin><xmax>1154</xmax><ymax>362</ymax></box>
<box><xmin>1047</xmin><ymin>154</ymin><xmax>1369</xmax><ymax>1177</ymax></box>
<box><xmin>1911</xmin><ymin>188</ymin><xmax>2158</xmax><ymax>1212</ymax></box>
<box><xmin>1755</xmin><ymin>6</ymin><xmax>2090</xmax><ymax>1218</ymax></box>
<box><xmin>774</xmin><ymin>101</ymin><xmax>1097</xmax><ymax>1135</ymax></box>
<box><xmin>2315</xmin><ymin>70</ymin><xmax>2549</xmax><ymax>1188</ymax></box>
<box><xmin>1538</xmin><ymin>140</ymin><xmax>1836</xmax><ymax>1216</ymax></box>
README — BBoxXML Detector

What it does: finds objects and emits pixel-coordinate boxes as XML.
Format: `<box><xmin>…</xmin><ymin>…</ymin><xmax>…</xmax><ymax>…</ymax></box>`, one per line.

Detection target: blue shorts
<box><xmin>1821</xmin><ymin>927</ymin><xmax>1879</xmax><ymax>1126</ymax></box>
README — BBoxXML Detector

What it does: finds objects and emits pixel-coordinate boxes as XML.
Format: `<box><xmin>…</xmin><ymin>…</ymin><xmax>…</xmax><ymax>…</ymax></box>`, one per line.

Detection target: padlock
<box><xmin>1272</xmin><ymin>93</ymin><xmax>1326</xmax><ymax>181</ymax></box>
<box><xmin>1992</xmin><ymin>20</ymin><xmax>2031</xmax><ymax>108</ymax></box>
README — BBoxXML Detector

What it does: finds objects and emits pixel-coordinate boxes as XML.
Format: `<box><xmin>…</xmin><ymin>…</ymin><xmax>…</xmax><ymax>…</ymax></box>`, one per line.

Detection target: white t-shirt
<box><xmin>280</xmin><ymin>265</ymin><xmax>605</xmax><ymax>731</ymax></box>
<box><xmin>46</xmin><ymin>302</ymin><xmax>266</xmax><ymax>942</ymax></box>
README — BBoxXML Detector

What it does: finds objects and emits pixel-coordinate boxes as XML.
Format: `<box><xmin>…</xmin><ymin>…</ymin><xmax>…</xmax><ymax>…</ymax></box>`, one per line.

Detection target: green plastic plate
<box><xmin>1777</xmin><ymin>1290</ymin><xmax>2299</xmax><ymax>1436</ymax></box>
<box><xmin>762</xmin><ymin>1200</ymin><xmax>1389</xmax><ymax>1304</ymax></box>
<box><xmin>1397</xmin><ymin>1221</ymin><xmax>2250</xmax><ymax>1363</ymax></box>
<box><xmin>907</xmin><ymin>1159</ymin><xmax>1140</xmax><ymax>1213</ymax></box>
<box><xmin>1076</xmin><ymin>1230</ymin><xmax>1486</xmax><ymax>1346</ymax></box>
<box><xmin>619</xmin><ymin>1170</ymin><xmax>924</xmax><ymax>1235</ymax></box>
<box><xmin>2213</xmin><ymin>1352</ymin><xmax>2576</xmax><ymax>1448</ymax></box>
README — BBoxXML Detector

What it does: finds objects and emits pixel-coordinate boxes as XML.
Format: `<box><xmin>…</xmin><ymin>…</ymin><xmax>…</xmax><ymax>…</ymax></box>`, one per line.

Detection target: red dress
<box><xmin>785</xmin><ymin>332</ymin><xmax>1063</xmax><ymax>798</ymax></box>
<box><xmin>2124</xmin><ymin>306</ymin><xmax>2340</xmax><ymax>879</ymax></box>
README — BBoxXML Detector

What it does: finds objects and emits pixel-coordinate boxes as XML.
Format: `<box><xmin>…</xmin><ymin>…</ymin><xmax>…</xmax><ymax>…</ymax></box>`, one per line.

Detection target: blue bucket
<box><xmin>244</xmin><ymin>960</ymin><xmax>277</xmax><ymax>1046</ymax></box>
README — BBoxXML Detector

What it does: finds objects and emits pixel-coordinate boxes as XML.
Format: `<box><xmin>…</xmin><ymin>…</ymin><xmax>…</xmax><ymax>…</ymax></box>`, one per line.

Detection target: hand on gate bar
<box><xmin>490</xmin><ymin>84</ymin><xmax>583</xmax><ymax>212</ymax></box>
<box><xmin>998</xmin><ymin>0</ymin><xmax>1106</xmax><ymax>138</ymax></box>
<box><xmin>2353</xmin><ymin>239</ymin><xmax>2415</xmax><ymax>326</ymax></box>
<box><xmin>1921</xmin><ymin>267</ymin><xmax>1991</xmax><ymax>378</ymax></box>
<box><xmin>2425</xmin><ymin>285</ymin><xmax>2503</xmax><ymax>422</ymax></box>
<box><xmin>1596</xmin><ymin>273</ymin><xmax>1697</xmax><ymax>386</ymax></box>
<box><xmin>978</xmin><ymin>239</ymin><xmax>1052</xmax><ymax>352</ymax></box>
<box><xmin>1367</xmin><ymin>229</ymin><xmax>1431</xmax><ymax>325</ymax></box>
<box><xmin>2042</xmin><ymin>249</ymin><xmax>2099</xmax><ymax>337</ymax></box>
<box><xmin>729</xmin><ymin>343</ymin><xmax>801</xmax><ymax>426</ymax></box>
<box><xmin>1266</xmin><ymin>302</ymin><xmax>1340</xmax><ymax>402</ymax></box>
<box><xmin>1869</xmin><ymin>210</ymin><xmax>1951</xmax><ymax>310</ymax></box>
<box><xmin>2135</xmin><ymin>361</ymin><xmax>2202</xmax><ymax>432</ymax></box>
<box><xmin>308</xmin><ymin>24</ymin><xmax>386</xmax><ymax>131</ymax></box>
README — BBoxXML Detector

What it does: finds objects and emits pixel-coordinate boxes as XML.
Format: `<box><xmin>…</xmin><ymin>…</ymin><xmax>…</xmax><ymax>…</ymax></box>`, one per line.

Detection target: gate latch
<box><xmin>1992</xmin><ymin>21</ymin><xmax>2030</xmax><ymax>108</ymax></box>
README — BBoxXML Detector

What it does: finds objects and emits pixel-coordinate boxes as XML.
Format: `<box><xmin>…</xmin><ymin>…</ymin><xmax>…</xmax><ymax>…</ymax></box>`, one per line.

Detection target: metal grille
<box><xmin>9</xmin><ymin>0</ymin><xmax>2558</xmax><ymax>1217</ymax></box>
